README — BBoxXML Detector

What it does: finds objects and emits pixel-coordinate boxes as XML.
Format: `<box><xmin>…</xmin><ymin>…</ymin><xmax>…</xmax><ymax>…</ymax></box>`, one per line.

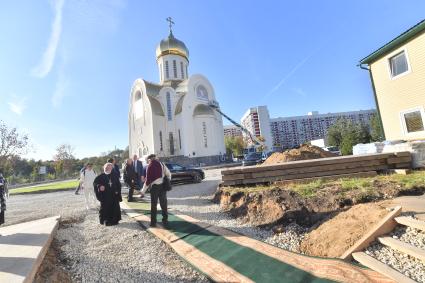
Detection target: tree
<box><xmin>327</xmin><ymin>118</ymin><xmax>372</xmax><ymax>155</ymax></box>
<box><xmin>370</xmin><ymin>114</ymin><xmax>385</xmax><ymax>142</ymax></box>
<box><xmin>225</xmin><ymin>136</ymin><xmax>245</xmax><ymax>156</ymax></box>
<box><xmin>0</xmin><ymin>120</ymin><xmax>29</xmax><ymax>166</ymax></box>
<box><xmin>54</xmin><ymin>144</ymin><xmax>76</xmax><ymax>177</ymax></box>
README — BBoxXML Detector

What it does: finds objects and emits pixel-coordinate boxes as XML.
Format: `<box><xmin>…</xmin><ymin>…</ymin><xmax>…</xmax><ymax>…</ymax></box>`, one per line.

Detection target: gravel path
<box><xmin>365</xmin><ymin>216</ymin><xmax>425</xmax><ymax>283</ymax></box>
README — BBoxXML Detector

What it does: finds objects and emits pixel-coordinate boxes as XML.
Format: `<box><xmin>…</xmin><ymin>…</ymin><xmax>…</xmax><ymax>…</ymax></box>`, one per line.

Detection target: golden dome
<box><xmin>156</xmin><ymin>32</ymin><xmax>189</xmax><ymax>61</ymax></box>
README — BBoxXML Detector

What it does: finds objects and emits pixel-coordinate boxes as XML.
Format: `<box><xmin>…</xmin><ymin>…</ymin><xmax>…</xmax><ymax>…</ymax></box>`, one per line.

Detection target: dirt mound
<box><xmin>300</xmin><ymin>203</ymin><xmax>388</xmax><ymax>258</ymax></box>
<box><xmin>263</xmin><ymin>144</ymin><xmax>337</xmax><ymax>165</ymax></box>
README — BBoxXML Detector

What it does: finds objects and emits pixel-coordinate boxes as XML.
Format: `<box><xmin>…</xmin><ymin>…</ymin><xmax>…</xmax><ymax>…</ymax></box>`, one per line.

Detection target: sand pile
<box><xmin>299</xmin><ymin>203</ymin><xmax>388</xmax><ymax>258</ymax></box>
<box><xmin>262</xmin><ymin>144</ymin><xmax>337</xmax><ymax>165</ymax></box>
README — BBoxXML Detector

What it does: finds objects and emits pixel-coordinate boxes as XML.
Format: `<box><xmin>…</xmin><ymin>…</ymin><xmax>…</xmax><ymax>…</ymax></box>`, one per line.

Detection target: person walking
<box><xmin>141</xmin><ymin>154</ymin><xmax>171</xmax><ymax>227</ymax></box>
<box><xmin>123</xmin><ymin>158</ymin><xmax>137</xmax><ymax>202</ymax></box>
<box><xmin>108</xmin><ymin>158</ymin><xmax>121</xmax><ymax>179</ymax></box>
<box><xmin>93</xmin><ymin>163</ymin><xmax>122</xmax><ymax>226</ymax></box>
<box><xmin>75</xmin><ymin>165</ymin><xmax>86</xmax><ymax>195</ymax></box>
<box><xmin>132</xmin><ymin>154</ymin><xmax>143</xmax><ymax>189</ymax></box>
<box><xmin>80</xmin><ymin>163</ymin><xmax>97</xmax><ymax>210</ymax></box>
<box><xmin>0</xmin><ymin>173</ymin><xmax>7</xmax><ymax>226</ymax></box>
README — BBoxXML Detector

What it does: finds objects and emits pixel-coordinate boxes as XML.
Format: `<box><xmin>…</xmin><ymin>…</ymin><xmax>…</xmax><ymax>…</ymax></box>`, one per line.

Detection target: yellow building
<box><xmin>360</xmin><ymin>20</ymin><xmax>425</xmax><ymax>141</ymax></box>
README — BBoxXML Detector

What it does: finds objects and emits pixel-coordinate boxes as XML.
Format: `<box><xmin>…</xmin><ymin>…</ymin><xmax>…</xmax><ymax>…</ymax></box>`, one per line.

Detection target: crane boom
<box><xmin>208</xmin><ymin>101</ymin><xmax>264</xmax><ymax>146</ymax></box>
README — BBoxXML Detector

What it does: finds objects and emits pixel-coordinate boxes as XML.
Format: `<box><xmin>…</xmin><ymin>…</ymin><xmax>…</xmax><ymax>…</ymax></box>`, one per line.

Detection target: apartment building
<box><xmin>270</xmin><ymin>110</ymin><xmax>376</xmax><ymax>149</ymax></box>
<box><xmin>223</xmin><ymin>125</ymin><xmax>243</xmax><ymax>138</ymax></box>
<box><xmin>240</xmin><ymin>106</ymin><xmax>273</xmax><ymax>150</ymax></box>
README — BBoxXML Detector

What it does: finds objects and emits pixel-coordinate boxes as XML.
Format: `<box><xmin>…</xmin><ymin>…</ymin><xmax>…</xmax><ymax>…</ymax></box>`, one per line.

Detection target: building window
<box><xmin>165</xmin><ymin>61</ymin><xmax>169</xmax><ymax>79</ymax></box>
<box><xmin>160</xmin><ymin>63</ymin><xmax>163</xmax><ymax>81</ymax></box>
<box><xmin>173</xmin><ymin>60</ymin><xmax>177</xmax><ymax>78</ymax></box>
<box><xmin>185</xmin><ymin>65</ymin><xmax>188</xmax><ymax>78</ymax></box>
<box><xmin>166</xmin><ymin>92</ymin><xmax>172</xmax><ymax>121</ymax></box>
<box><xmin>178</xmin><ymin>129</ymin><xmax>182</xmax><ymax>149</ymax></box>
<box><xmin>401</xmin><ymin>108</ymin><xmax>425</xmax><ymax>134</ymax></box>
<box><xmin>180</xmin><ymin>62</ymin><xmax>184</xmax><ymax>79</ymax></box>
<box><xmin>389</xmin><ymin>51</ymin><xmax>409</xmax><ymax>78</ymax></box>
<box><xmin>135</xmin><ymin>91</ymin><xmax>141</xmax><ymax>101</ymax></box>
<box><xmin>169</xmin><ymin>132</ymin><xmax>175</xmax><ymax>155</ymax></box>
<box><xmin>159</xmin><ymin>131</ymin><xmax>163</xmax><ymax>151</ymax></box>
<box><xmin>202</xmin><ymin>122</ymin><xmax>207</xmax><ymax>148</ymax></box>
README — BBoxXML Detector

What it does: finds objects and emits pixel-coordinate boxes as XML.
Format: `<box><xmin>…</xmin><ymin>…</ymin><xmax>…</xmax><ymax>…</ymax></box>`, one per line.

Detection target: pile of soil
<box><xmin>262</xmin><ymin>144</ymin><xmax>337</xmax><ymax>165</ymax></box>
<box><xmin>214</xmin><ymin>180</ymin><xmax>425</xmax><ymax>227</ymax></box>
<box><xmin>299</xmin><ymin>203</ymin><xmax>388</xmax><ymax>258</ymax></box>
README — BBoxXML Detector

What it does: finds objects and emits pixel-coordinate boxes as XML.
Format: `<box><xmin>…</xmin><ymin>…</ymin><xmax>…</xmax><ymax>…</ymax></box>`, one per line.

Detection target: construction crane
<box><xmin>207</xmin><ymin>101</ymin><xmax>265</xmax><ymax>147</ymax></box>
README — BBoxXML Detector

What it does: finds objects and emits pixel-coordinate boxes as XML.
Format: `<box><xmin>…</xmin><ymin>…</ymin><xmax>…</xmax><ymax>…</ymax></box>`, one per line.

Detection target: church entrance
<box><xmin>169</xmin><ymin>132</ymin><xmax>175</xmax><ymax>155</ymax></box>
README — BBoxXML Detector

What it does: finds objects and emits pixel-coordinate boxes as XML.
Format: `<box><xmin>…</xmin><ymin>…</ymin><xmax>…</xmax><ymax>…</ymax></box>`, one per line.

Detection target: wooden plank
<box><xmin>387</xmin><ymin>156</ymin><xmax>412</xmax><ymax>164</ymax></box>
<box><xmin>394</xmin><ymin>151</ymin><xmax>411</xmax><ymax>157</ymax></box>
<box><xmin>221</xmin><ymin>152</ymin><xmax>395</xmax><ymax>175</ymax></box>
<box><xmin>395</xmin><ymin>216</ymin><xmax>425</xmax><ymax>232</ymax></box>
<box><xmin>378</xmin><ymin>237</ymin><xmax>425</xmax><ymax>262</ymax></box>
<box><xmin>352</xmin><ymin>252</ymin><xmax>415</xmax><ymax>283</ymax></box>
<box><xmin>340</xmin><ymin>206</ymin><xmax>402</xmax><ymax>261</ymax></box>
<box><xmin>223</xmin><ymin>165</ymin><xmax>388</xmax><ymax>186</ymax></box>
<box><xmin>274</xmin><ymin>171</ymin><xmax>377</xmax><ymax>186</ymax></box>
<box><xmin>394</xmin><ymin>162</ymin><xmax>412</xmax><ymax>169</ymax></box>
<box><xmin>222</xmin><ymin>160</ymin><xmax>384</xmax><ymax>181</ymax></box>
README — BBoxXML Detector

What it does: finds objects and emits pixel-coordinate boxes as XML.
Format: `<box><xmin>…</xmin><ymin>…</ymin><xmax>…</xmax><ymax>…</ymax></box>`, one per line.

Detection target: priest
<box><xmin>93</xmin><ymin>163</ymin><xmax>122</xmax><ymax>226</ymax></box>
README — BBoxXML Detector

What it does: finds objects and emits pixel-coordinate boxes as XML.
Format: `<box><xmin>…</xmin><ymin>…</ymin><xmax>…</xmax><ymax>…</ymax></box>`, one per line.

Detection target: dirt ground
<box><xmin>262</xmin><ymin>144</ymin><xmax>337</xmax><ymax>165</ymax></box>
<box><xmin>299</xmin><ymin>203</ymin><xmax>388</xmax><ymax>258</ymax></box>
<box><xmin>34</xmin><ymin>239</ymin><xmax>72</xmax><ymax>283</ymax></box>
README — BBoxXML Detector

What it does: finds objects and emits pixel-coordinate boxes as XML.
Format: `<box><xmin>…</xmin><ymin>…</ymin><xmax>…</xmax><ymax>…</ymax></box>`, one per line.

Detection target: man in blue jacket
<box><xmin>132</xmin><ymin>154</ymin><xmax>144</xmax><ymax>189</ymax></box>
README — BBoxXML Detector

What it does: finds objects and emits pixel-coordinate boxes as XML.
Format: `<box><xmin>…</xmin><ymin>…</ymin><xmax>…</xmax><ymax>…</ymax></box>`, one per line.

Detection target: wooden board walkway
<box><xmin>121</xmin><ymin>201</ymin><xmax>394</xmax><ymax>283</ymax></box>
<box><xmin>221</xmin><ymin>152</ymin><xmax>411</xmax><ymax>186</ymax></box>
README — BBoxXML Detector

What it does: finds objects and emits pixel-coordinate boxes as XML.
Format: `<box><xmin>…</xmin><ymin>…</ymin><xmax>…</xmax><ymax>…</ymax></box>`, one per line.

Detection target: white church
<box><xmin>129</xmin><ymin>20</ymin><xmax>225</xmax><ymax>165</ymax></box>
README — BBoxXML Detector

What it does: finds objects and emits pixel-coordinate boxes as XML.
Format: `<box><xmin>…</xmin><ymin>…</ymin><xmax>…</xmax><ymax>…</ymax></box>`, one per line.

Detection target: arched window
<box><xmin>135</xmin><ymin>91</ymin><xmax>142</xmax><ymax>101</ymax></box>
<box><xmin>166</xmin><ymin>92</ymin><xmax>172</xmax><ymax>121</ymax></box>
<box><xmin>173</xmin><ymin>60</ymin><xmax>177</xmax><ymax>78</ymax></box>
<box><xmin>165</xmin><ymin>61</ymin><xmax>169</xmax><ymax>79</ymax></box>
<box><xmin>159</xmin><ymin>131</ymin><xmax>163</xmax><ymax>151</ymax></box>
<box><xmin>160</xmin><ymin>63</ymin><xmax>163</xmax><ymax>81</ymax></box>
<box><xmin>178</xmin><ymin>129</ymin><xmax>182</xmax><ymax>149</ymax></box>
<box><xmin>180</xmin><ymin>62</ymin><xmax>184</xmax><ymax>79</ymax></box>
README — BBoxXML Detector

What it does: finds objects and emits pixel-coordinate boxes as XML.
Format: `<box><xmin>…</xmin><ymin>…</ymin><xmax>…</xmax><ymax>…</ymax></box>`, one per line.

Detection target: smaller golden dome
<box><xmin>156</xmin><ymin>32</ymin><xmax>189</xmax><ymax>61</ymax></box>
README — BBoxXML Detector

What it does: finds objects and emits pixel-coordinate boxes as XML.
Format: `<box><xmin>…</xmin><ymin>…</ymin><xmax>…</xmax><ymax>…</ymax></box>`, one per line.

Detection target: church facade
<box><xmin>129</xmin><ymin>27</ymin><xmax>225</xmax><ymax>165</ymax></box>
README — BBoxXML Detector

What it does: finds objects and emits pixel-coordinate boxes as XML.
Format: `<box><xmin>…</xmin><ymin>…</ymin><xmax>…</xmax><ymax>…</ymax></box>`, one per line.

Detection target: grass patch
<box><xmin>10</xmin><ymin>180</ymin><xmax>79</xmax><ymax>195</ymax></box>
<box><xmin>222</xmin><ymin>170</ymin><xmax>425</xmax><ymax>199</ymax></box>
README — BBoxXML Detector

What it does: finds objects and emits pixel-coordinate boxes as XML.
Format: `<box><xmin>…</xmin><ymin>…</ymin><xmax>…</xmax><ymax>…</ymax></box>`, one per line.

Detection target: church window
<box><xmin>165</xmin><ymin>61</ymin><xmax>169</xmax><ymax>79</ymax></box>
<box><xmin>159</xmin><ymin>131</ymin><xmax>163</xmax><ymax>151</ymax></box>
<box><xmin>160</xmin><ymin>63</ymin><xmax>163</xmax><ymax>81</ymax></box>
<box><xmin>180</xmin><ymin>62</ymin><xmax>184</xmax><ymax>79</ymax></box>
<box><xmin>169</xmin><ymin>132</ymin><xmax>175</xmax><ymax>155</ymax></box>
<box><xmin>166</xmin><ymin>92</ymin><xmax>172</xmax><ymax>121</ymax></box>
<box><xmin>173</xmin><ymin>60</ymin><xmax>177</xmax><ymax>78</ymax></box>
<box><xmin>135</xmin><ymin>91</ymin><xmax>142</xmax><ymax>101</ymax></box>
<box><xmin>196</xmin><ymin>85</ymin><xmax>209</xmax><ymax>101</ymax></box>
<box><xmin>202</xmin><ymin>122</ymin><xmax>207</xmax><ymax>148</ymax></box>
<box><xmin>178</xmin><ymin>129</ymin><xmax>182</xmax><ymax>149</ymax></box>
<box><xmin>185</xmin><ymin>65</ymin><xmax>188</xmax><ymax>78</ymax></box>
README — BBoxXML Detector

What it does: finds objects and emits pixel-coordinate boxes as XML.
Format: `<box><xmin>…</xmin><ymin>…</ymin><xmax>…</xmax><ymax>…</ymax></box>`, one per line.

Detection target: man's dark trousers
<box><xmin>150</xmin><ymin>184</ymin><xmax>168</xmax><ymax>225</ymax></box>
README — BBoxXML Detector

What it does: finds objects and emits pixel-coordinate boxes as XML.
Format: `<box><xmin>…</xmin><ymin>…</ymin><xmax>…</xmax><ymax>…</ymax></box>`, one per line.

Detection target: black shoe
<box><xmin>105</xmin><ymin>222</ymin><xmax>113</xmax><ymax>226</ymax></box>
<box><xmin>162</xmin><ymin>219</ymin><xmax>169</xmax><ymax>226</ymax></box>
<box><xmin>128</xmin><ymin>199</ymin><xmax>134</xmax><ymax>202</ymax></box>
<box><xmin>150</xmin><ymin>222</ymin><xmax>156</xmax><ymax>227</ymax></box>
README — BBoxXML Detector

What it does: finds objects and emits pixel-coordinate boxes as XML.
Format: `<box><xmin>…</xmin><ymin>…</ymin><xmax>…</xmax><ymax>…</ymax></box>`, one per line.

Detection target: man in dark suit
<box><xmin>132</xmin><ymin>154</ymin><xmax>143</xmax><ymax>189</ymax></box>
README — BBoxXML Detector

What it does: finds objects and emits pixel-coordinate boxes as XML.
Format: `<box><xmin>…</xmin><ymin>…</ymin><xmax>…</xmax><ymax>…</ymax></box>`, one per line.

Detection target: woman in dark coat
<box><xmin>93</xmin><ymin>163</ymin><xmax>122</xmax><ymax>226</ymax></box>
<box><xmin>123</xmin><ymin>158</ymin><xmax>137</xmax><ymax>202</ymax></box>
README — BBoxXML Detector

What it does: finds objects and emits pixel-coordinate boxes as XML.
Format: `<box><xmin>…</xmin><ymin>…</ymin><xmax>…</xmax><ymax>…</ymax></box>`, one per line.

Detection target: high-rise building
<box><xmin>270</xmin><ymin>109</ymin><xmax>377</xmax><ymax>149</ymax></box>
<box><xmin>240</xmin><ymin>106</ymin><xmax>273</xmax><ymax>150</ymax></box>
<box><xmin>223</xmin><ymin>125</ymin><xmax>243</xmax><ymax>138</ymax></box>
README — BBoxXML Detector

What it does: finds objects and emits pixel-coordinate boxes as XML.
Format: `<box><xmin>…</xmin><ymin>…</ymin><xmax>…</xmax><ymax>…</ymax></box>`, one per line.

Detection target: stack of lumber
<box><xmin>221</xmin><ymin>152</ymin><xmax>411</xmax><ymax>186</ymax></box>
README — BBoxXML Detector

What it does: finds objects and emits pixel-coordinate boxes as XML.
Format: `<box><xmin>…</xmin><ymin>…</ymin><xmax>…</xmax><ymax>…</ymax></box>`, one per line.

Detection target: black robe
<box><xmin>0</xmin><ymin>178</ymin><xmax>6</xmax><ymax>225</ymax></box>
<box><xmin>93</xmin><ymin>173</ymin><xmax>122</xmax><ymax>225</ymax></box>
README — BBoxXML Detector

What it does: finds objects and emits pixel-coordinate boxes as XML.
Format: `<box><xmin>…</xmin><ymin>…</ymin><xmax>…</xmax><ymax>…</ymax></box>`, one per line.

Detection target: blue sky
<box><xmin>0</xmin><ymin>1</ymin><xmax>424</xmax><ymax>160</ymax></box>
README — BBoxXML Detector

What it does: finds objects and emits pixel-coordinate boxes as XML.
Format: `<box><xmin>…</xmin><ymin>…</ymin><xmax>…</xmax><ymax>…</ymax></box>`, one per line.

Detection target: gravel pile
<box><xmin>365</xmin><ymin>216</ymin><xmax>425</xmax><ymax>283</ymax></box>
<box><xmin>56</xmin><ymin>210</ymin><xmax>208</xmax><ymax>283</ymax></box>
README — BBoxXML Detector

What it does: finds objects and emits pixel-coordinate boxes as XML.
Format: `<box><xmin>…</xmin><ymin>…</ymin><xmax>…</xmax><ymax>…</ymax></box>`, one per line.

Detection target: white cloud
<box><xmin>31</xmin><ymin>0</ymin><xmax>65</xmax><ymax>78</ymax></box>
<box><xmin>7</xmin><ymin>96</ymin><xmax>27</xmax><ymax>115</ymax></box>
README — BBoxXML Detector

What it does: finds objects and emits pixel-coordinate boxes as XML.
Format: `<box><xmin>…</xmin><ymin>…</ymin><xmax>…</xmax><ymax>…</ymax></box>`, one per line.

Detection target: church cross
<box><xmin>166</xmin><ymin>17</ymin><xmax>175</xmax><ymax>34</ymax></box>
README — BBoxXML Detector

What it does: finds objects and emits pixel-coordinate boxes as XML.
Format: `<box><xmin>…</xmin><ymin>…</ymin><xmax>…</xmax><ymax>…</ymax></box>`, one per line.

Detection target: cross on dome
<box><xmin>166</xmin><ymin>17</ymin><xmax>174</xmax><ymax>35</ymax></box>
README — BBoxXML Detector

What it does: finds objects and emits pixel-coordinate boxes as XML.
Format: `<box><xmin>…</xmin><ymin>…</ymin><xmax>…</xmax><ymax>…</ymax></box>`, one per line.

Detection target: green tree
<box><xmin>0</xmin><ymin>120</ymin><xmax>29</xmax><ymax>170</ymax></box>
<box><xmin>327</xmin><ymin>118</ymin><xmax>372</xmax><ymax>155</ymax></box>
<box><xmin>370</xmin><ymin>114</ymin><xmax>385</xmax><ymax>142</ymax></box>
<box><xmin>225</xmin><ymin>136</ymin><xmax>245</xmax><ymax>156</ymax></box>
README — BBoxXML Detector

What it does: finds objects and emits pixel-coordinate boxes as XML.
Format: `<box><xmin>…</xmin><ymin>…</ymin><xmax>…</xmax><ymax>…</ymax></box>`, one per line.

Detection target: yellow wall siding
<box><xmin>370</xmin><ymin>31</ymin><xmax>425</xmax><ymax>140</ymax></box>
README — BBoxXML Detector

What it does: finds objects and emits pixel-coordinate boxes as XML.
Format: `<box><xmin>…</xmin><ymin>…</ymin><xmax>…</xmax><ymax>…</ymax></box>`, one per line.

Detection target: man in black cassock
<box><xmin>93</xmin><ymin>163</ymin><xmax>122</xmax><ymax>226</ymax></box>
<box><xmin>0</xmin><ymin>173</ymin><xmax>7</xmax><ymax>226</ymax></box>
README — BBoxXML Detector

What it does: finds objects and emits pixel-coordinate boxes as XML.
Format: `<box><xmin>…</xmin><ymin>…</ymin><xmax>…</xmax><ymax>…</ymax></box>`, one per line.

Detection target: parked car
<box><xmin>324</xmin><ymin>146</ymin><xmax>341</xmax><ymax>155</ymax></box>
<box><xmin>164</xmin><ymin>163</ymin><xmax>205</xmax><ymax>183</ymax></box>
<box><xmin>242</xmin><ymin>152</ymin><xmax>263</xmax><ymax>166</ymax></box>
